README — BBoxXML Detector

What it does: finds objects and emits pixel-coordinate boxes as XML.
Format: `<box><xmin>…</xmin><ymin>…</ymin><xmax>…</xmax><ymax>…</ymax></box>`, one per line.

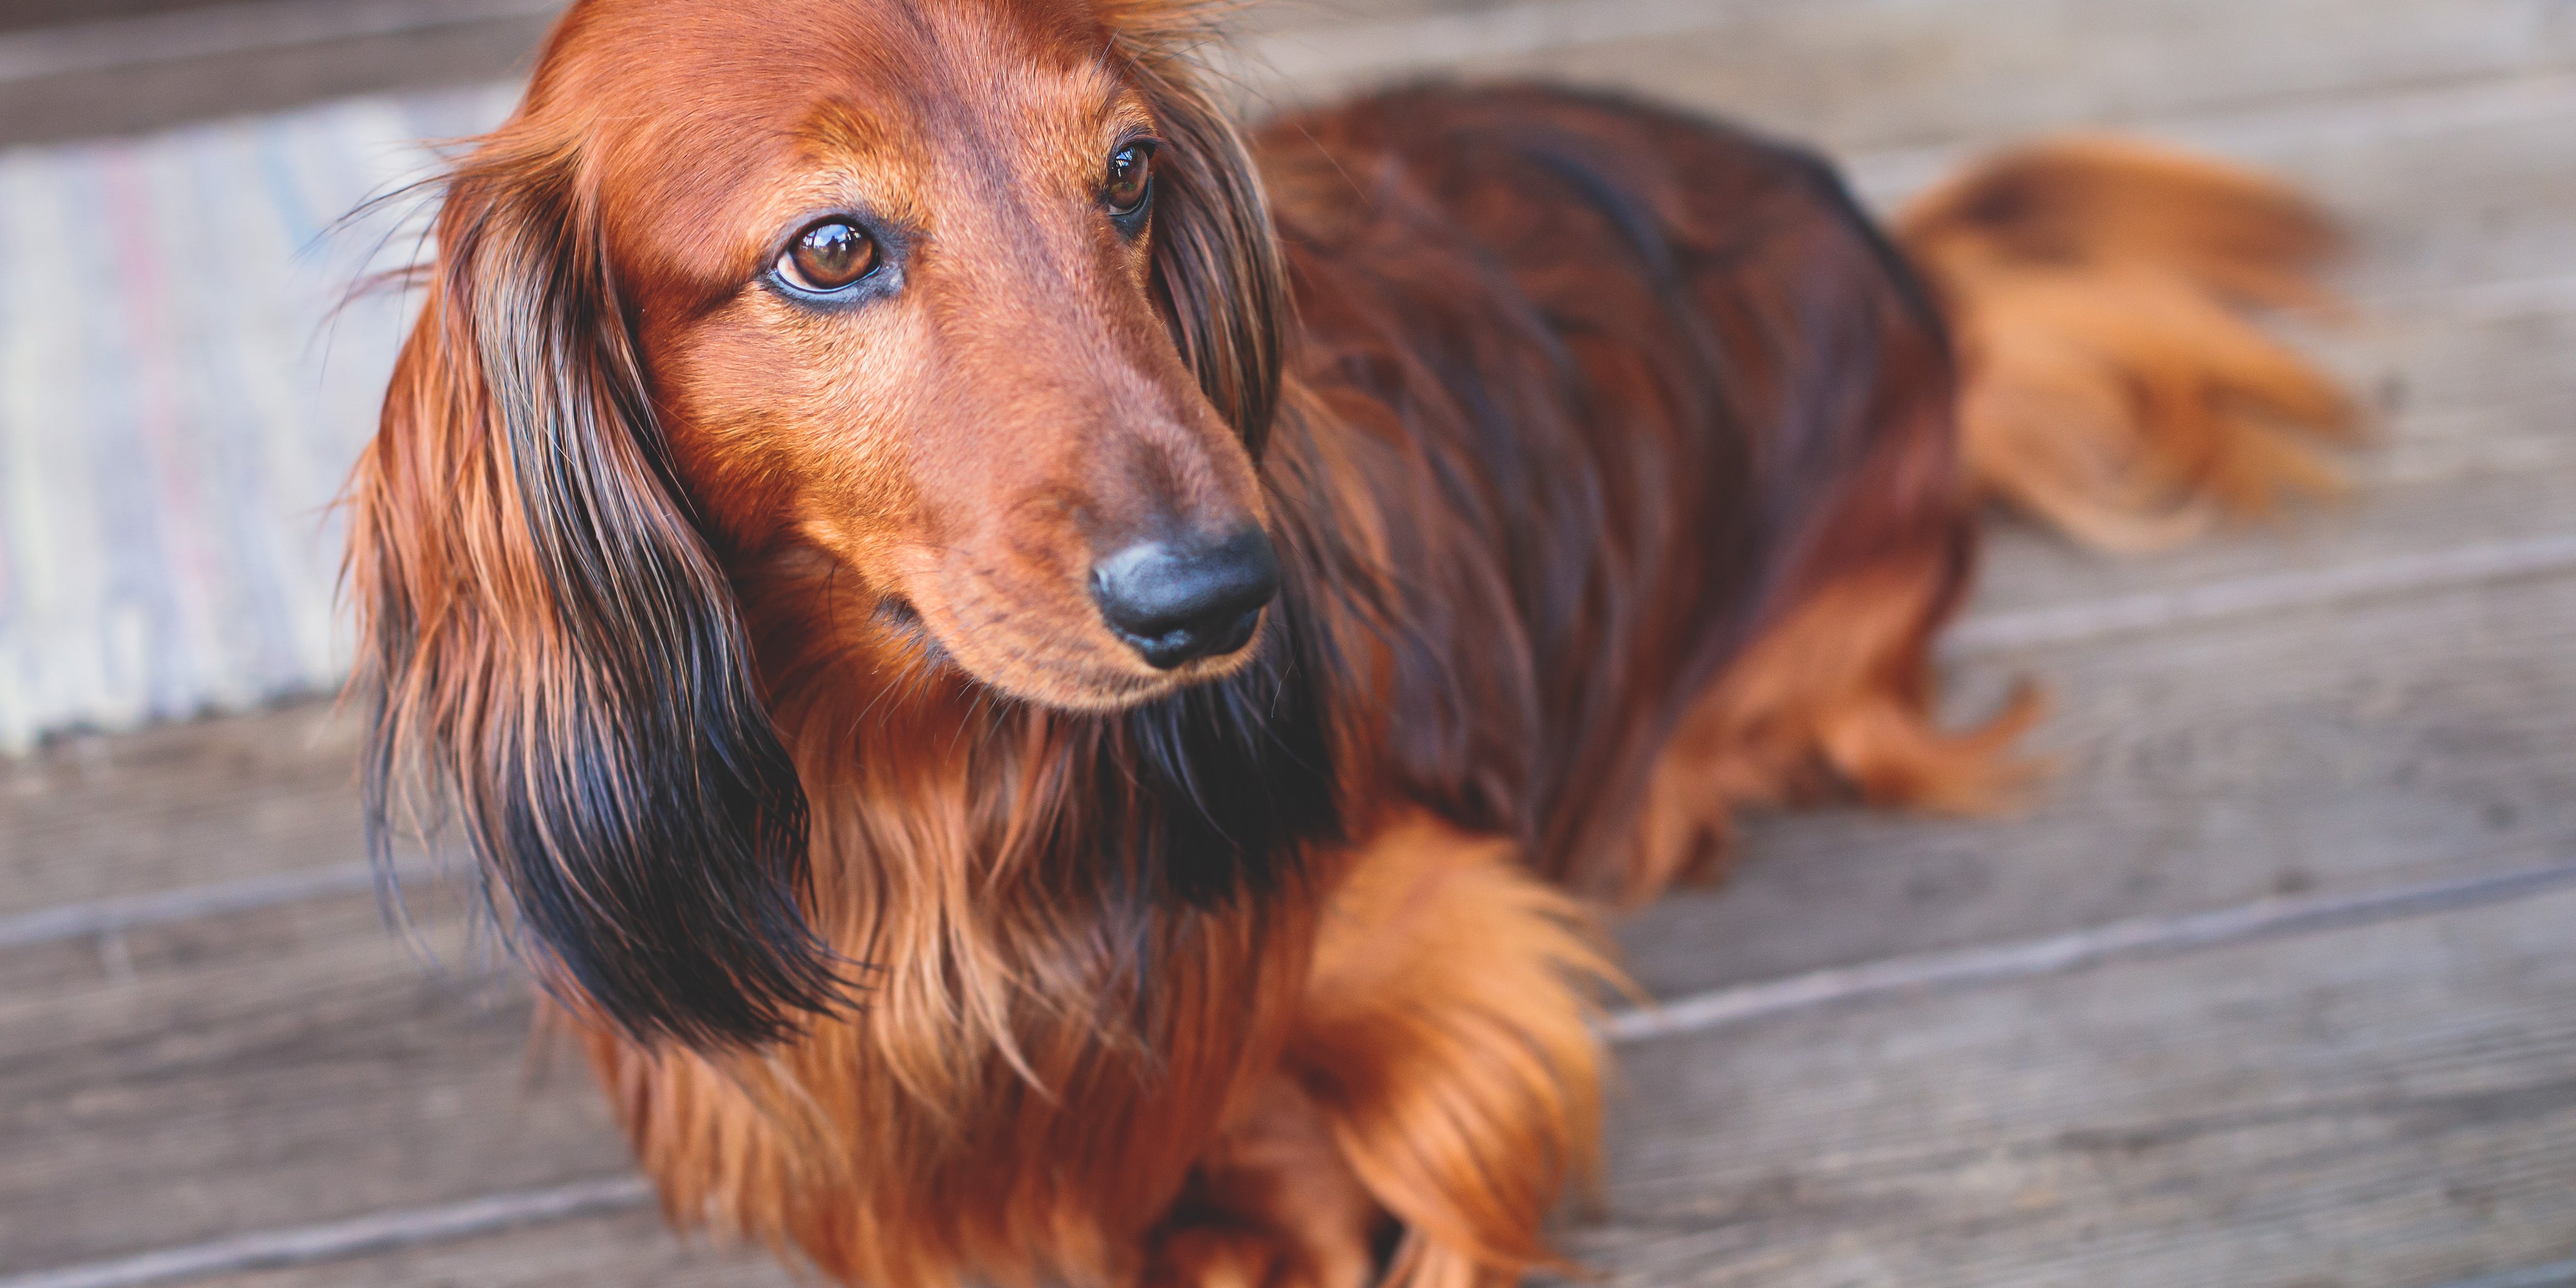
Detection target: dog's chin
<box><xmin>895</xmin><ymin>598</ymin><xmax>1267</xmax><ymax>715</ymax></box>
<box><xmin>961</xmin><ymin>636</ymin><xmax>1263</xmax><ymax>714</ymax></box>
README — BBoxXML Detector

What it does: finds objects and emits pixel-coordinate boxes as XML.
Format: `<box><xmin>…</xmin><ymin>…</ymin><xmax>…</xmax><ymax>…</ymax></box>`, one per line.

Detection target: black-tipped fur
<box><xmin>356</xmin><ymin>150</ymin><xmax>846</xmax><ymax>1049</ymax></box>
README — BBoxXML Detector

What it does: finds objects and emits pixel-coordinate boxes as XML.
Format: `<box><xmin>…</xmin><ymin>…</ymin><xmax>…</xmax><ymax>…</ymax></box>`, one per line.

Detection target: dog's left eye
<box><xmin>1105</xmin><ymin>141</ymin><xmax>1157</xmax><ymax>219</ymax></box>
<box><xmin>777</xmin><ymin>219</ymin><xmax>879</xmax><ymax>293</ymax></box>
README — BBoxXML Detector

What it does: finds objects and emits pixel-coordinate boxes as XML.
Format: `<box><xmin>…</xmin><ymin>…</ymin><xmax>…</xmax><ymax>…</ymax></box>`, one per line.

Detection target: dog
<box><xmin>344</xmin><ymin>0</ymin><xmax>2350</xmax><ymax>1282</ymax></box>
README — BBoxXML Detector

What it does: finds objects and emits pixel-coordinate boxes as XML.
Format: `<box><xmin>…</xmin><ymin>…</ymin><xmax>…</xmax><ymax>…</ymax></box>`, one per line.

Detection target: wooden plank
<box><xmin>22</xmin><ymin>878</ymin><xmax>2575</xmax><ymax>1287</ymax></box>
<box><xmin>2</xmin><ymin>0</ymin><xmax>2570</xmax><ymax>150</ymax></box>
<box><xmin>42</xmin><ymin>866</ymin><xmax>2568</xmax><ymax>1288</ymax></box>
<box><xmin>1615</xmin><ymin>564</ymin><xmax>2576</xmax><ymax>999</ymax></box>
<box><xmin>1959</xmin><ymin>531</ymin><xmax>2576</xmax><ymax>659</ymax></box>
<box><xmin>1839</xmin><ymin>72</ymin><xmax>2576</xmax><ymax>308</ymax></box>
<box><xmin>0</xmin><ymin>0</ymin><xmax>555</xmax><ymax>84</ymax></box>
<box><xmin>2430</xmin><ymin>1262</ymin><xmax>2576</xmax><ymax>1288</ymax></box>
<box><xmin>0</xmin><ymin>889</ymin><xmax>633</xmax><ymax>1274</ymax></box>
<box><xmin>1965</xmin><ymin>455</ymin><xmax>2576</xmax><ymax>629</ymax></box>
<box><xmin>0</xmin><ymin>8</ymin><xmax>554</xmax><ymax>147</ymax></box>
<box><xmin>1579</xmin><ymin>887</ymin><xmax>2576</xmax><ymax>1288</ymax></box>
<box><xmin>182</xmin><ymin>1207</ymin><xmax>792</xmax><ymax>1288</ymax></box>
<box><xmin>4</xmin><ymin>1179</ymin><xmax>654</xmax><ymax>1288</ymax></box>
<box><xmin>6</xmin><ymin>559</ymin><xmax>2569</xmax><ymax>1274</ymax></box>
<box><xmin>1611</xmin><ymin>862</ymin><xmax>2576</xmax><ymax>1045</ymax></box>
<box><xmin>0</xmin><ymin>703</ymin><xmax>367</xmax><ymax>919</ymax></box>
<box><xmin>0</xmin><ymin>0</ymin><xmax>298</xmax><ymax>38</ymax></box>
<box><xmin>1232</xmin><ymin>0</ymin><xmax>2576</xmax><ymax>148</ymax></box>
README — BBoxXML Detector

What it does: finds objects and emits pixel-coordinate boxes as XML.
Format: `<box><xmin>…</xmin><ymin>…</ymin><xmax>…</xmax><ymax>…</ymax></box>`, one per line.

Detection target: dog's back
<box><xmin>1252</xmin><ymin>86</ymin><xmax>2349</xmax><ymax>905</ymax></box>
<box><xmin>1256</xmin><ymin>87</ymin><xmax>1988</xmax><ymax>900</ymax></box>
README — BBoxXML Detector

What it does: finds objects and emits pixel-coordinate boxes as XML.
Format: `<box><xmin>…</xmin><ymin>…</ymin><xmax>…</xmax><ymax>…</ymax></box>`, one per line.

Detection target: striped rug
<box><xmin>0</xmin><ymin>84</ymin><xmax>516</xmax><ymax>751</ymax></box>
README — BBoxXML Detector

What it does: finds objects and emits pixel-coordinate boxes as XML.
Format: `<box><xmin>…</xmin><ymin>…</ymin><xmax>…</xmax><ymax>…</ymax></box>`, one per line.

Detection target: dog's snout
<box><xmin>1091</xmin><ymin>526</ymin><xmax>1280</xmax><ymax>670</ymax></box>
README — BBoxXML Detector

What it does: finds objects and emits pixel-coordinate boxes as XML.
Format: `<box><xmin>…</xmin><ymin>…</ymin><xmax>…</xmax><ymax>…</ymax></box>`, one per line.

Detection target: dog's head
<box><xmin>349</xmin><ymin>0</ymin><xmax>1296</xmax><ymax>1045</ymax></box>
<box><xmin>552</xmin><ymin>0</ymin><xmax>1289</xmax><ymax>703</ymax></box>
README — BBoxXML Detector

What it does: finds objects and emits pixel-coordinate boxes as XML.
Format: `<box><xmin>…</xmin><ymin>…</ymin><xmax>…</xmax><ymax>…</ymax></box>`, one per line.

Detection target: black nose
<box><xmin>1091</xmin><ymin>526</ymin><xmax>1280</xmax><ymax>670</ymax></box>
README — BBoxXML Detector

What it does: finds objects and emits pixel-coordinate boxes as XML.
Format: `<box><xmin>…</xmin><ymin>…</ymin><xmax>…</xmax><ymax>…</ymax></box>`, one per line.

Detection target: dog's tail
<box><xmin>1898</xmin><ymin>137</ymin><xmax>2357</xmax><ymax>550</ymax></box>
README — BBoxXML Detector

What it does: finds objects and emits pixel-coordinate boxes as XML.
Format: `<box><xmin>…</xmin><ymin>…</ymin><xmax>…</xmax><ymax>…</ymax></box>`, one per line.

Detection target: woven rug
<box><xmin>0</xmin><ymin>84</ymin><xmax>516</xmax><ymax>750</ymax></box>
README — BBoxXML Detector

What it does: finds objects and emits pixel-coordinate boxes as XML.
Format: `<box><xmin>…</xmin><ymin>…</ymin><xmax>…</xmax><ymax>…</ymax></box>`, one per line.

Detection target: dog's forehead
<box><xmin>555</xmin><ymin>0</ymin><xmax>1125</xmax><ymax>147</ymax></box>
<box><xmin>557</xmin><ymin>0</ymin><xmax>1138</xmax><ymax>278</ymax></box>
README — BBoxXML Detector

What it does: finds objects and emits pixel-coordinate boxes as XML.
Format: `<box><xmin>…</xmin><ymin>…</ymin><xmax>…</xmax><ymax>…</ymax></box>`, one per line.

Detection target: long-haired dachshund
<box><xmin>346</xmin><ymin>0</ymin><xmax>2350</xmax><ymax>1282</ymax></box>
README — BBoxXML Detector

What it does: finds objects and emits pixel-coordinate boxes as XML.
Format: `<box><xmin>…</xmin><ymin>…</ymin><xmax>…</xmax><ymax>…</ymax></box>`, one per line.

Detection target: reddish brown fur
<box><xmin>1901</xmin><ymin>136</ymin><xmax>2356</xmax><ymax>550</ymax></box>
<box><xmin>344</xmin><ymin>1</ymin><xmax>2349</xmax><ymax>1282</ymax></box>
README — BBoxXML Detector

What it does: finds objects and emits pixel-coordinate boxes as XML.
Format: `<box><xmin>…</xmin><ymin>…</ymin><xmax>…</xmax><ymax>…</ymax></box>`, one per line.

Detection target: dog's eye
<box><xmin>1105</xmin><ymin>141</ymin><xmax>1157</xmax><ymax>219</ymax></box>
<box><xmin>778</xmin><ymin>219</ymin><xmax>878</xmax><ymax>292</ymax></box>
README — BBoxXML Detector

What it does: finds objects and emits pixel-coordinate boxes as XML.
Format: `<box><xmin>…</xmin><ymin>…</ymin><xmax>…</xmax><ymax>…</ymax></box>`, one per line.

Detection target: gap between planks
<box><xmin>0</xmin><ymin>860</ymin><xmax>445</xmax><ymax>952</ymax></box>
<box><xmin>8</xmin><ymin>858</ymin><xmax>2575</xmax><ymax>1288</ymax></box>
<box><xmin>2425</xmin><ymin>1262</ymin><xmax>2576</xmax><ymax>1288</ymax></box>
<box><xmin>1600</xmin><ymin>859</ymin><xmax>2576</xmax><ymax>1042</ymax></box>
<box><xmin>1941</xmin><ymin>531</ymin><xmax>2576</xmax><ymax>655</ymax></box>
<box><xmin>1838</xmin><ymin>63</ymin><xmax>2576</xmax><ymax>206</ymax></box>
<box><xmin>0</xmin><ymin>0</ymin><xmax>562</xmax><ymax>84</ymax></box>
<box><xmin>0</xmin><ymin>1178</ymin><xmax>652</xmax><ymax>1288</ymax></box>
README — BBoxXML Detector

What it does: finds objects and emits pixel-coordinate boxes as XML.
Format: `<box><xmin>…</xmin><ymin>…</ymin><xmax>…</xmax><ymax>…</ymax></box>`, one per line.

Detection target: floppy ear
<box><xmin>346</xmin><ymin>136</ymin><xmax>843</xmax><ymax>1049</ymax></box>
<box><xmin>1107</xmin><ymin>6</ymin><xmax>1292</xmax><ymax>456</ymax></box>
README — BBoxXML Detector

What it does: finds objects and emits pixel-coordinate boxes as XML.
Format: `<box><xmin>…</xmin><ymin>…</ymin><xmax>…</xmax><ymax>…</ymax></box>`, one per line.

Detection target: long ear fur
<box><xmin>346</xmin><ymin>135</ymin><xmax>842</xmax><ymax>1049</ymax></box>
<box><xmin>1105</xmin><ymin>4</ymin><xmax>1292</xmax><ymax>456</ymax></box>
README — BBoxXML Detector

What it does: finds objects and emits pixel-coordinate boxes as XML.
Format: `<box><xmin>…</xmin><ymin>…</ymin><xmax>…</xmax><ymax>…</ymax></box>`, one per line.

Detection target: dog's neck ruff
<box><xmin>738</xmin><ymin>525</ymin><xmax>1349</xmax><ymax>1044</ymax></box>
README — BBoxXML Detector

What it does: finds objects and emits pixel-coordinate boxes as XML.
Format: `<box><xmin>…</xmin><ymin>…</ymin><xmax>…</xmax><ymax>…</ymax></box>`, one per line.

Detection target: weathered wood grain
<box><xmin>1616</xmin><ymin>562</ymin><xmax>2576</xmax><ymax>997</ymax></box>
<box><xmin>0</xmin><ymin>704</ymin><xmax>366</xmax><ymax>919</ymax></box>
<box><xmin>0</xmin><ymin>890</ymin><xmax>632</xmax><ymax>1274</ymax></box>
<box><xmin>1966</xmin><ymin>454</ymin><xmax>2576</xmax><ymax>627</ymax></box>
<box><xmin>187</xmin><ymin>1207</ymin><xmax>794</xmax><ymax>1288</ymax></box>
<box><xmin>0</xmin><ymin>0</ymin><xmax>234</xmax><ymax>35</ymax></box>
<box><xmin>3</xmin><ymin>1178</ymin><xmax>657</xmax><ymax>1288</ymax></box>
<box><xmin>1610</xmin><ymin>862</ymin><xmax>2576</xmax><ymax>1045</ymax></box>
<box><xmin>1231</xmin><ymin>0</ymin><xmax>2576</xmax><ymax>146</ymax></box>
<box><xmin>8</xmin><ymin>557</ymin><xmax>2570</xmax><ymax>1274</ymax></box>
<box><xmin>53</xmin><ymin>875</ymin><xmax>2576</xmax><ymax>1286</ymax></box>
<box><xmin>1581</xmin><ymin>888</ymin><xmax>2576</xmax><ymax>1288</ymax></box>
<box><xmin>0</xmin><ymin>8</ymin><xmax>555</xmax><ymax>146</ymax></box>
<box><xmin>5</xmin><ymin>0</ymin><xmax>2573</xmax><ymax>151</ymax></box>
<box><xmin>1840</xmin><ymin>71</ymin><xmax>2576</xmax><ymax>312</ymax></box>
<box><xmin>2</xmin><ymin>0</ymin><xmax>2570</xmax><ymax>1282</ymax></box>
<box><xmin>2431</xmin><ymin>1261</ymin><xmax>2576</xmax><ymax>1288</ymax></box>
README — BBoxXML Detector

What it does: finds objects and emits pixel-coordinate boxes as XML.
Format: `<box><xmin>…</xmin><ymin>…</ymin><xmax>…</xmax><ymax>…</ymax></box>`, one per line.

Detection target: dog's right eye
<box><xmin>778</xmin><ymin>219</ymin><xmax>878</xmax><ymax>293</ymax></box>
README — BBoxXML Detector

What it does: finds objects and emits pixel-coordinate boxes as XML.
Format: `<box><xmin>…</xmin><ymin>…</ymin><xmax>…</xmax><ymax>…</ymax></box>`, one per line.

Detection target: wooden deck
<box><xmin>4</xmin><ymin>0</ymin><xmax>2575</xmax><ymax>1284</ymax></box>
